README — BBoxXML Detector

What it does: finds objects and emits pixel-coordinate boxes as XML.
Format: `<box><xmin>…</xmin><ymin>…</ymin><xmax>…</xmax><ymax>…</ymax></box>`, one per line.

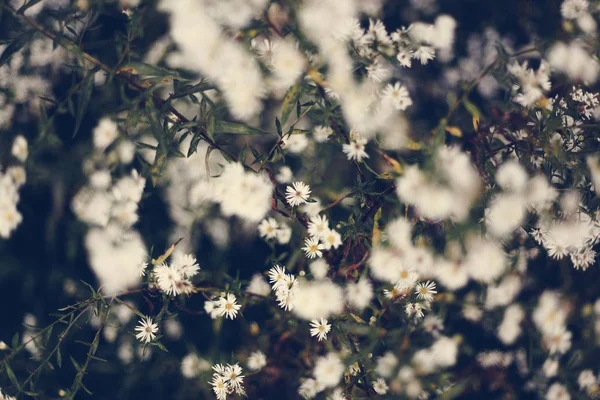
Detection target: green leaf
<box><xmin>5</xmin><ymin>362</ymin><xmax>20</xmax><ymax>390</ymax></box>
<box><xmin>207</xmin><ymin>112</ymin><xmax>216</xmax><ymax>141</ymax></box>
<box><xmin>73</xmin><ymin>71</ymin><xmax>95</xmax><ymax>138</ymax></box>
<box><xmin>281</xmin><ymin>83</ymin><xmax>302</xmax><ymax>125</ymax></box>
<box><xmin>118</xmin><ymin>62</ymin><xmax>182</xmax><ymax>78</ymax></box>
<box><xmin>56</xmin><ymin>347</ymin><xmax>62</xmax><ymax>368</ymax></box>
<box><xmin>215</xmin><ymin>121</ymin><xmax>270</xmax><ymax>135</ymax></box>
<box><xmin>0</xmin><ymin>30</ymin><xmax>33</xmax><ymax>67</ymax></box>
<box><xmin>70</xmin><ymin>356</ymin><xmax>82</xmax><ymax>372</ymax></box>
<box><xmin>275</xmin><ymin>117</ymin><xmax>282</xmax><ymax>136</ymax></box>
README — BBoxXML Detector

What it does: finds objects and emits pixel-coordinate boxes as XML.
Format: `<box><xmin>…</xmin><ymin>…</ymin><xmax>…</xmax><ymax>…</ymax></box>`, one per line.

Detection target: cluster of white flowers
<box><xmin>71</xmin><ymin>118</ymin><xmax>148</xmax><ymax>295</ymax></box>
<box><xmin>151</xmin><ymin>252</ymin><xmax>200</xmax><ymax>296</ymax></box>
<box><xmin>204</xmin><ymin>293</ymin><xmax>242</xmax><ymax>320</ymax></box>
<box><xmin>163</xmin><ymin>139</ymin><xmax>228</xmax><ymax>251</ymax></box>
<box><xmin>268</xmin><ymin>265</ymin><xmax>298</xmax><ymax>311</ymax></box>
<box><xmin>210</xmin><ymin>363</ymin><xmax>245</xmax><ymax>400</ymax></box>
<box><xmin>396</xmin><ymin>146</ymin><xmax>481</xmax><ymax>221</ymax></box>
<box><xmin>507</xmin><ymin>60</ymin><xmax>551</xmax><ymax>108</ymax></box>
<box><xmin>533</xmin><ymin>292</ymin><xmax>572</xmax><ymax>357</ymax></box>
<box><xmin>212</xmin><ymin>163</ymin><xmax>273</xmax><ymax>223</ymax></box>
<box><xmin>548</xmin><ymin>41</ymin><xmax>599</xmax><ymax>83</ymax></box>
<box><xmin>0</xmin><ymin>136</ymin><xmax>27</xmax><ymax>238</ymax></box>
<box><xmin>258</xmin><ymin>217</ymin><xmax>291</xmax><ymax>244</ymax></box>
<box><xmin>303</xmin><ymin>214</ymin><xmax>342</xmax><ymax>258</ymax></box>
<box><xmin>158</xmin><ymin>0</ymin><xmax>267</xmax><ymax>120</ymax></box>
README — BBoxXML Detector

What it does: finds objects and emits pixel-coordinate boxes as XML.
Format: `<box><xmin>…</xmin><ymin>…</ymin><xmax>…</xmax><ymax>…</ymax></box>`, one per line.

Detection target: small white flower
<box><xmin>134</xmin><ymin>316</ymin><xmax>158</xmax><ymax>344</ymax></box>
<box><xmin>286</xmin><ymin>181</ymin><xmax>312</xmax><ymax>206</ymax></box>
<box><xmin>307</xmin><ymin>214</ymin><xmax>329</xmax><ymax>239</ymax></box>
<box><xmin>247</xmin><ymin>351</ymin><xmax>267</xmax><ymax>371</ymax></box>
<box><xmin>310</xmin><ymin>318</ymin><xmax>331</xmax><ymax>341</ymax></box>
<box><xmin>383</xmin><ymin>82</ymin><xmax>413</xmax><ymax>111</ymax></box>
<box><xmin>313</xmin><ymin>125</ymin><xmax>333</xmax><ymax>142</ymax></box>
<box><xmin>258</xmin><ymin>217</ymin><xmax>280</xmax><ymax>239</ymax></box>
<box><xmin>137</xmin><ymin>261</ymin><xmax>148</xmax><ymax>277</ymax></box>
<box><xmin>415</xmin><ymin>281</ymin><xmax>437</xmax><ymax>302</ymax></box>
<box><xmin>322</xmin><ymin>229</ymin><xmax>342</xmax><ymax>250</ymax></box>
<box><xmin>303</xmin><ymin>237</ymin><xmax>325</xmax><ymax>259</ymax></box>
<box><xmin>217</xmin><ymin>293</ymin><xmax>242</xmax><ymax>320</ymax></box>
<box><xmin>372</xmin><ymin>378</ymin><xmax>389</xmax><ymax>395</ymax></box>
<box><xmin>11</xmin><ymin>135</ymin><xmax>28</xmax><ymax>162</ymax></box>
<box><xmin>342</xmin><ymin>138</ymin><xmax>369</xmax><ymax>162</ymax></box>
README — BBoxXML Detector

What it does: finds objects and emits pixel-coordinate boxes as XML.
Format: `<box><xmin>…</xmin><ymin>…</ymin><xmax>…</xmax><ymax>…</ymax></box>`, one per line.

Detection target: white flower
<box><xmin>268</xmin><ymin>265</ymin><xmax>288</xmax><ymax>289</ymax></box>
<box><xmin>214</xmin><ymin>163</ymin><xmax>274</xmax><ymax>222</ymax></box>
<box><xmin>321</xmin><ymin>229</ymin><xmax>343</xmax><ymax>250</ymax></box>
<box><xmin>546</xmin><ymin>383</ymin><xmax>570</xmax><ymax>400</ymax></box>
<box><xmin>181</xmin><ymin>353</ymin><xmax>210</xmax><ymax>378</ymax></box>
<box><xmin>303</xmin><ymin>237</ymin><xmax>325</xmax><ymax>259</ymax></box>
<box><xmin>246</xmin><ymin>274</ymin><xmax>271</xmax><ymax>296</ymax></box>
<box><xmin>543</xmin><ymin>358</ymin><xmax>559</xmax><ymax>377</ymax></box>
<box><xmin>313</xmin><ymin>125</ymin><xmax>333</xmax><ymax>142</ymax></box>
<box><xmin>276</xmin><ymin>166</ymin><xmax>293</xmax><ymax>183</ymax></box>
<box><xmin>11</xmin><ymin>135</ymin><xmax>28</xmax><ymax>162</ymax></box>
<box><xmin>217</xmin><ymin>293</ymin><xmax>242</xmax><ymax>320</ymax></box>
<box><xmin>342</xmin><ymin>138</ymin><xmax>369</xmax><ymax>162</ymax></box>
<box><xmin>376</xmin><ymin>352</ymin><xmax>398</xmax><ymax>378</ymax></box>
<box><xmin>247</xmin><ymin>351</ymin><xmax>267</xmax><ymax>371</ymax></box>
<box><xmin>413</xmin><ymin>45</ymin><xmax>435</xmax><ymax>64</ymax></box>
<box><xmin>310</xmin><ymin>318</ymin><xmax>331</xmax><ymax>341</ymax></box>
<box><xmin>93</xmin><ymin>118</ymin><xmax>119</xmax><ymax>150</ymax></box>
<box><xmin>415</xmin><ymin>281</ymin><xmax>437</xmax><ymax>302</ymax></box>
<box><xmin>314</xmin><ymin>352</ymin><xmax>344</xmax><ymax>388</ymax></box>
<box><xmin>134</xmin><ymin>316</ymin><xmax>158</xmax><ymax>344</ymax></box>
<box><xmin>137</xmin><ymin>261</ymin><xmax>148</xmax><ymax>277</ymax></box>
<box><xmin>258</xmin><ymin>217</ymin><xmax>280</xmax><ymax>239</ymax></box>
<box><xmin>276</xmin><ymin>224</ymin><xmax>292</xmax><ymax>244</ymax></box>
<box><xmin>309</xmin><ymin>259</ymin><xmax>329</xmax><ymax>280</ymax></box>
<box><xmin>286</xmin><ymin>181</ymin><xmax>311</xmax><ymax>206</ymax></box>
<box><xmin>382</xmin><ymin>82</ymin><xmax>413</xmax><ymax>111</ymax></box>
<box><xmin>210</xmin><ymin>374</ymin><xmax>229</xmax><ymax>400</ymax></box>
<box><xmin>308</xmin><ymin>214</ymin><xmax>329</xmax><ymax>239</ymax></box>
<box><xmin>153</xmin><ymin>262</ymin><xmax>184</xmax><ymax>296</ymax></box>
<box><xmin>345</xmin><ymin>278</ymin><xmax>373</xmax><ymax>310</ymax></box>
<box><xmin>372</xmin><ymin>378</ymin><xmax>389</xmax><ymax>394</ymax></box>
<box><xmin>578</xmin><ymin>369</ymin><xmax>596</xmax><ymax>390</ymax></box>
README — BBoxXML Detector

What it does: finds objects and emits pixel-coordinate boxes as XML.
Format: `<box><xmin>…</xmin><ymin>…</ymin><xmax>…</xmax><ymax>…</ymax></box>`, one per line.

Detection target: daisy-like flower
<box><xmin>384</xmin><ymin>284</ymin><xmax>407</xmax><ymax>300</ymax></box>
<box><xmin>372</xmin><ymin>378</ymin><xmax>389</xmax><ymax>395</ymax></box>
<box><xmin>268</xmin><ymin>265</ymin><xmax>288</xmax><ymax>289</ymax></box>
<box><xmin>383</xmin><ymin>82</ymin><xmax>413</xmax><ymax>111</ymax></box>
<box><xmin>134</xmin><ymin>316</ymin><xmax>158</xmax><ymax>344</ymax></box>
<box><xmin>210</xmin><ymin>374</ymin><xmax>230</xmax><ymax>400</ymax></box>
<box><xmin>223</xmin><ymin>363</ymin><xmax>245</xmax><ymax>394</ymax></box>
<box><xmin>413</xmin><ymin>45</ymin><xmax>435</xmax><ymax>65</ymax></box>
<box><xmin>342</xmin><ymin>138</ymin><xmax>369</xmax><ymax>162</ymax></box>
<box><xmin>247</xmin><ymin>351</ymin><xmax>267</xmax><ymax>371</ymax></box>
<box><xmin>307</xmin><ymin>214</ymin><xmax>329</xmax><ymax>239</ymax></box>
<box><xmin>153</xmin><ymin>263</ymin><xmax>183</xmax><ymax>296</ymax></box>
<box><xmin>396</xmin><ymin>49</ymin><xmax>413</xmax><ymax>67</ymax></box>
<box><xmin>258</xmin><ymin>217</ymin><xmax>280</xmax><ymax>239</ymax></box>
<box><xmin>286</xmin><ymin>181</ymin><xmax>311</xmax><ymax>207</ymax></box>
<box><xmin>310</xmin><ymin>318</ymin><xmax>331</xmax><ymax>341</ymax></box>
<box><xmin>137</xmin><ymin>261</ymin><xmax>148</xmax><ymax>277</ymax></box>
<box><xmin>217</xmin><ymin>293</ymin><xmax>242</xmax><ymax>320</ymax></box>
<box><xmin>303</xmin><ymin>237</ymin><xmax>325</xmax><ymax>259</ymax></box>
<box><xmin>415</xmin><ymin>281</ymin><xmax>437</xmax><ymax>302</ymax></box>
<box><xmin>313</xmin><ymin>125</ymin><xmax>333</xmax><ymax>142</ymax></box>
<box><xmin>172</xmin><ymin>253</ymin><xmax>200</xmax><ymax>277</ymax></box>
<box><xmin>322</xmin><ymin>229</ymin><xmax>343</xmax><ymax>250</ymax></box>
